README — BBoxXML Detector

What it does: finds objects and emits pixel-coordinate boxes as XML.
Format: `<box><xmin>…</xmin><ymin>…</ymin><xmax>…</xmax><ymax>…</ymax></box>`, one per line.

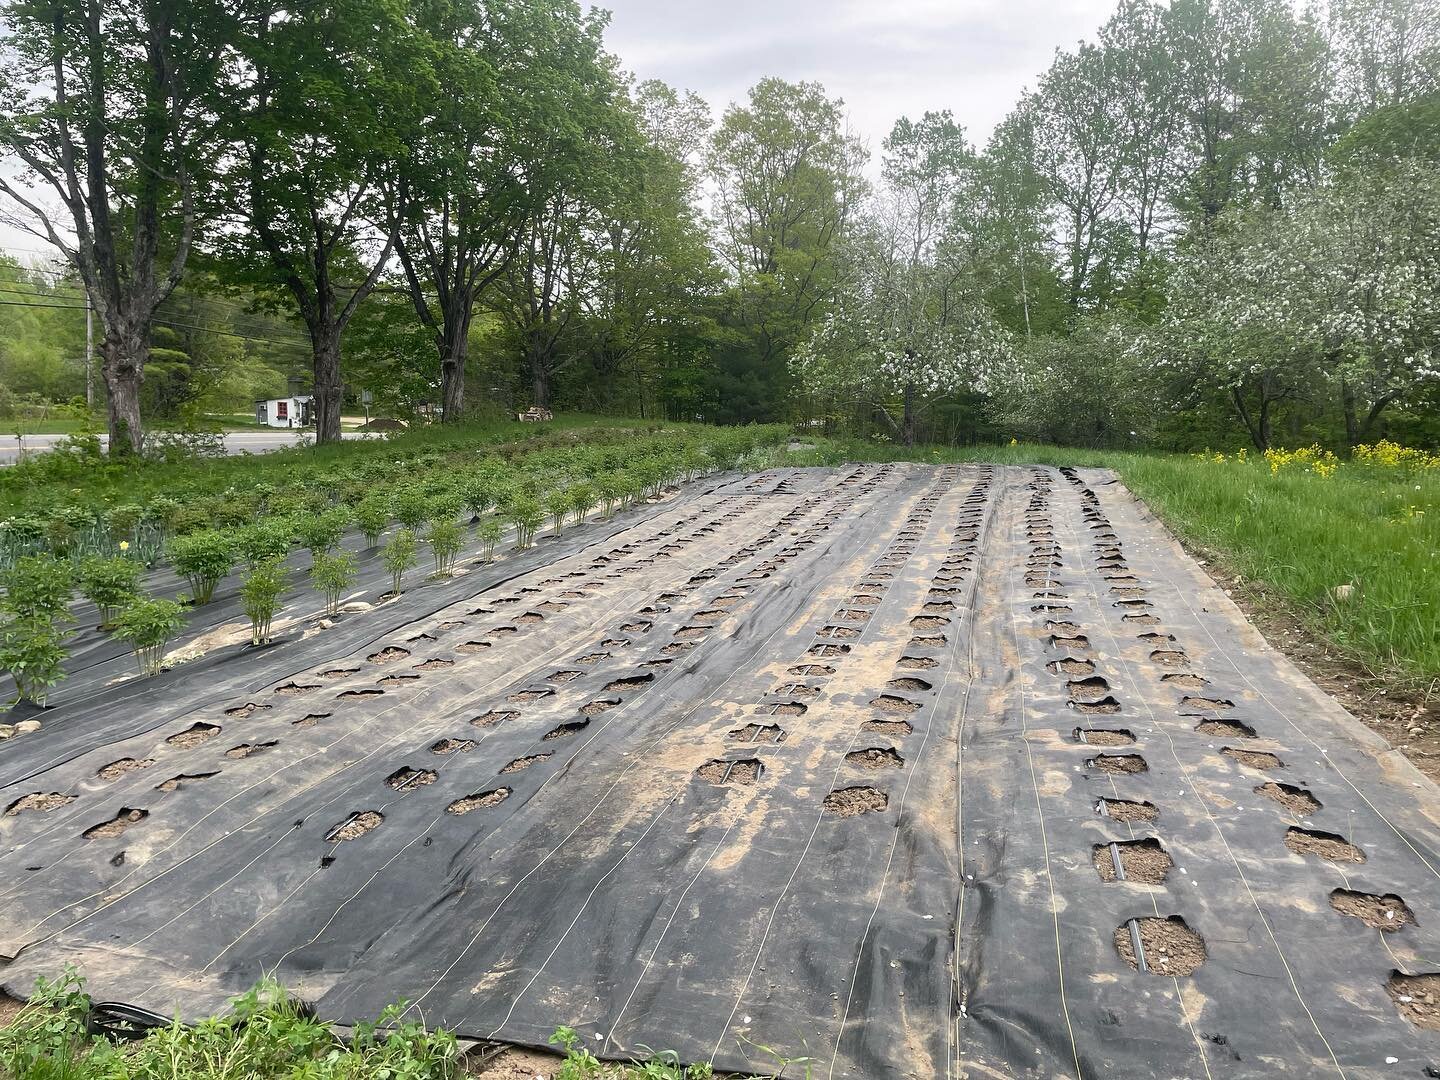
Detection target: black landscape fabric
<box><xmin>2</xmin><ymin>464</ymin><xmax>1439</xmax><ymax>1079</ymax></box>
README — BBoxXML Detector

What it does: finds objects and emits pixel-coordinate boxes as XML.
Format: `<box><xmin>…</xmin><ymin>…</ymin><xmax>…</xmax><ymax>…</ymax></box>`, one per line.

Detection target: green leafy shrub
<box><xmin>0</xmin><ymin>615</ymin><xmax>69</xmax><ymax>704</ymax></box>
<box><xmin>544</xmin><ymin>488</ymin><xmax>570</xmax><ymax>534</ymax></box>
<box><xmin>382</xmin><ymin>528</ymin><xmax>419</xmax><ymax>594</ymax></box>
<box><xmin>237</xmin><ymin>520</ymin><xmax>293</xmax><ymax>570</ymax></box>
<box><xmin>295</xmin><ymin>508</ymin><xmax>350</xmax><ymax>555</ymax></box>
<box><xmin>240</xmin><ymin>558</ymin><xmax>288</xmax><ymax>646</ymax></box>
<box><xmin>77</xmin><ymin>555</ymin><xmax>141</xmax><ymax>627</ymax></box>
<box><xmin>595</xmin><ymin>473</ymin><xmax>623</xmax><ymax>517</ymax></box>
<box><xmin>425</xmin><ymin>518</ymin><xmax>464</xmax><ymax>577</ymax></box>
<box><xmin>507</xmin><ymin>497</ymin><xmax>543</xmax><ymax>550</ymax></box>
<box><xmin>310</xmin><ymin>550</ymin><xmax>358</xmax><ymax>616</ymax></box>
<box><xmin>104</xmin><ymin>503</ymin><xmax>145</xmax><ymax>542</ymax></box>
<box><xmin>1</xmin><ymin>554</ymin><xmax>74</xmax><ymax>617</ymax></box>
<box><xmin>392</xmin><ymin>488</ymin><xmax>430</xmax><ymax>530</ymax></box>
<box><xmin>478</xmin><ymin>518</ymin><xmax>503</xmax><ymax>562</ymax></box>
<box><xmin>168</xmin><ymin>530</ymin><xmax>236</xmax><ymax>604</ymax></box>
<box><xmin>568</xmin><ymin>482</ymin><xmax>596</xmax><ymax>525</ymax></box>
<box><xmin>113</xmin><ymin>595</ymin><xmax>186</xmax><ymax>676</ymax></box>
<box><xmin>355</xmin><ymin>496</ymin><xmax>390</xmax><ymax>547</ymax></box>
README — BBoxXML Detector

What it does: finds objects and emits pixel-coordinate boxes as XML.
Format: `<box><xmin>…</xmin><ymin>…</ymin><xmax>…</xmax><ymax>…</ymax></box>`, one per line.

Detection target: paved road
<box><xmin>0</xmin><ymin>429</ymin><xmax>370</xmax><ymax>465</ymax></box>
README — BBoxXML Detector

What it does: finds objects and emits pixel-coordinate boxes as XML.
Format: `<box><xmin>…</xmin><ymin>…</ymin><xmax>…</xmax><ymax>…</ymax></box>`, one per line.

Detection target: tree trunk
<box><xmin>311</xmin><ymin>324</ymin><xmax>343</xmax><ymax>444</ymax></box>
<box><xmin>438</xmin><ymin>315</ymin><xmax>470</xmax><ymax>422</ymax></box>
<box><xmin>528</xmin><ymin>338</ymin><xmax>551</xmax><ymax>409</ymax></box>
<box><xmin>101</xmin><ymin>328</ymin><xmax>146</xmax><ymax>456</ymax></box>
<box><xmin>902</xmin><ymin>382</ymin><xmax>916</xmax><ymax>448</ymax></box>
<box><xmin>1231</xmin><ymin>387</ymin><xmax>1266</xmax><ymax>451</ymax></box>
<box><xmin>1340</xmin><ymin>377</ymin><xmax>1359</xmax><ymax>449</ymax></box>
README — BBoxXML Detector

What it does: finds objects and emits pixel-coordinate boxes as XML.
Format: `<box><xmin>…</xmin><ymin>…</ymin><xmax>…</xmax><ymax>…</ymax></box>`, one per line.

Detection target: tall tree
<box><xmin>214</xmin><ymin>0</ymin><xmax>433</xmax><ymax>442</ymax></box>
<box><xmin>0</xmin><ymin>0</ymin><xmax>222</xmax><ymax>453</ymax></box>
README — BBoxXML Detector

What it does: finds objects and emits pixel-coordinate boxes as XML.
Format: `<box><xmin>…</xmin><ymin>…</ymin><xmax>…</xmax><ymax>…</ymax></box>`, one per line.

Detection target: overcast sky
<box><xmin>597</xmin><ymin>0</ymin><xmax>1118</xmax><ymax>157</ymax></box>
<box><xmin>0</xmin><ymin>0</ymin><xmax>1119</xmax><ymax>258</ymax></box>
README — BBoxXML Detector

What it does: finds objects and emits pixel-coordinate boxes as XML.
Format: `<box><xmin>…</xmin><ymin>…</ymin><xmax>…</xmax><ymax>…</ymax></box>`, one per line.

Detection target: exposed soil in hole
<box><xmin>1285</xmin><ymin>827</ymin><xmax>1365</xmax><ymax>862</ymax></box>
<box><xmin>224</xmin><ymin>741</ymin><xmax>278</xmax><ymax>759</ymax></box>
<box><xmin>1161</xmin><ymin>673</ymin><xmax>1210</xmax><ymax>689</ymax></box>
<box><xmin>431</xmin><ymin>738</ymin><xmax>476</xmax><ymax>754</ymax></box>
<box><xmin>154</xmin><ymin>772</ymin><xmax>217</xmax><ymax>793</ymax></box>
<box><xmin>544</xmin><ymin>720</ymin><xmax>590</xmax><ymax>740</ymax></box>
<box><xmin>1046</xmin><ymin>621</ymin><xmax>1083</xmax><ymax>636</ymax></box>
<box><xmin>846</xmin><ymin>746</ymin><xmax>904</xmax><ymax>769</ymax></box>
<box><xmin>1386</xmin><ymin>972</ymin><xmax>1440</xmax><ymax>1030</ymax></box>
<box><xmin>1075</xmin><ymin>728</ymin><xmax>1134</xmax><ymax>746</ymax></box>
<box><xmin>1045</xmin><ymin>659</ymin><xmax>1095</xmax><ymax>679</ymax></box>
<box><xmin>1196</xmin><ymin>718</ymin><xmax>1257</xmax><ymax>738</ymax></box>
<box><xmin>291</xmin><ymin>712</ymin><xmax>331</xmax><ymax>728</ymax></box>
<box><xmin>6</xmin><ymin>792</ymin><xmax>76</xmax><ymax>815</ymax></box>
<box><xmin>580</xmin><ymin>698</ymin><xmax>620</xmax><ymax>716</ymax></box>
<box><xmin>604</xmin><ymin>673</ymin><xmax>654</xmax><ymax>692</ymax></box>
<box><xmin>762</xmin><ymin>701</ymin><xmax>808</xmax><ymax>717</ymax></box>
<box><xmin>1222</xmin><ymin>747</ymin><xmax>1282</xmax><ymax>770</ymax></box>
<box><xmin>897</xmin><ymin>656</ymin><xmax>938</xmax><ymax>670</ymax></box>
<box><xmin>1329</xmin><ymin>889</ymin><xmax>1415</xmax><ymax>930</ymax></box>
<box><xmin>1050</xmin><ymin>635</ymin><xmax>1090</xmax><ymax>651</ymax></box>
<box><xmin>887</xmin><ymin>677</ymin><xmax>932</xmax><ymax>692</ymax></box>
<box><xmin>339</xmin><ymin>687</ymin><xmax>386</xmax><ymax>698</ymax></box>
<box><xmin>1112</xmin><ymin>588</ymin><xmax>1149</xmax><ymax>599</ymax></box>
<box><xmin>167</xmin><ymin>723</ymin><xmax>220</xmax><ymax>748</ymax></box>
<box><xmin>274</xmin><ymin>682</ymin><xmax>320</xmax><ymax>696</ymax></box>
<box><xmin>1254</xmin><ymin>781</ymin><xmax>1321</xmax><ymax>814</ymax></box>
<box><xmin>548</xmin><ymin>670</ymin><xmax>583</xmax><ymax>683</ymax></box>
<box><xmin>619</xmin><ymin>620</ymin><xmax>652</xmax><ymax>633</ymax></box>
<box><xmin>818</xmin><ymin>625</ymin><xmax>860</xmax><ymax>640</ymax></box>
<box><xmin>1180</xmin><ymin>696</ymin><xmax>1234</xmax><ymax>712</ymax></box>
<box><xmin>577</xmin><ymin>651</ymin><xmax>613</xmax><ymax>663</ymax></box>
<box><xmin>1089</xmin><ymin>753</ymin><xmax>1147</xmax><ymax>774</ymax></box>
<box><xmin>376</xmin><ymin>673</ymin><xmax>419</xmax><ymax>686</ymax></box>
<box><xmin>922</xmin><ymin>601</ymin><xmax>955</xmax><ymax>614</ymax></box>
<box><xmin>367</xmin><ymin>647</ymin><xmax>410</xmax><ymax>663</ymax></box>
<box><xmin>861</xmin><ymin>719</ymin><xmax>914</xmax><ymax>738</ymax></box>
<box><xmin>435</xmin><ymin>620</ymin><xmax>466</xmax><ymax>631</ymax></box>
<box><xmin>824</xmin><ymin>785</ymin><xmax>888</xmax><ymax>816</ymax></box>
<box><xmin>833</xmin><ymin>609</ymin><xmax>873</xmax><ymax>622</ymax></box>
<box><xmin>409</xmin><ymin>631</ymin><xmax>439</xmax><ymax>642</ymax></box>
<box><xmin>507</xmin><ymin>688</ymin><xmax>554</xmax><ymax>703</ymax></box>
<box><xmin>870</xmin><ymin>694</ymin><xmax>921</xmax><ymax>714</ymax></box>
<box><xmin>1098</xmin><ymin>797</ymin><xmax>1158</xmax><ymax>822</ymax></box>
<box><xmin>674</xmin><ymin>625</ymin><xmax>710</xmax><ymax>640</ymax></box>
<box><xmin>97</xmin><ymin>757</ymin><xmax>155</xmax><ymax>781</ymax></box>
<box><xmin>908</xmin><ymin>634</ymin><xmax>947</xmax><ymax>648</ymax></box>
<box><xmin>1114</xmin><ymin>916</ymin><xmax>1206</xmax><ymax>975</ymax></box>
<box><xmin>84</xmin><ymin>808</ymin><xmax>148</xmax><ymax>840</ymax></box>
<box><xmin>809</xmin><ymin>643</ymin><xmax>851</xmax><ymax>657</ymax></box>
<box><xmin>1070</xmin><ymin>696</ymin><xmax>1122</xmax><ymax>714</ymax></box>
<box><xmin>848</xmin><ymin>595</ymin><xmax>881</xmax><ymax>607</ymax></box>
<box><xmin>909</xmin><ymin>616</ymin><xmax>950</xmax><ymax>629</ymax></box>
<box><xmin>489</xmin><ymin>626</ymin><xmax>519</xmax><ymax>637</ymax></box>
<box><xmin>772</xmin><ymin>683</ymin><xmax>821</xmax><ymax>699</ymax></box>
<box><xmin>501</xmin><ymin>753</ymin><xmax>552</xmax><ymax>774</ymax></box>
<box><xmin>696</xmin><ymin>758</ymin><xmax>763</xmax><ymax>786</ymax></box>
<box><xmin>224</xmin><ymin>702</ymin><xmax>270</xmax><ymax>718</ymax></box>
<box><xmin>386</xmin><ymin>767</ymin><xmax>438</xmax><ymax>790</ymax></box>
<box><xmin>661</xmin><ymin>642</ymin><xmax>695</xmax><ymax>656</ymax></box>
<box><xmin>1122</xmin><ymin>613</ymin><xmax>1160</xmax><ymax>625</ymax></box>
<box><xmin>1149</xmin><ymin>650</ymin><xmax>1188</xmax><ymax>666</ymax></box>
<box><xmin>729</xmin><ymin>722</ymin><xmax>786</xmax><ymax>743</ymax></box>
<box><xmin>456</xmin><ymin>641</ymin><xmax>492</xmax><ymax>654</ymax></box>
<box><xmin>472</xmin><ymin>710</ymin><xmax>519</xmax><ymax>727</ymax></box>
<box><xmin>1067</xmin><ymin>676</ymin><xmax>1111</xmax><ymax>701</ymax></box>
<box><xmin>447</xmin><ymin>788</ymin><xmax>511</xmax><ymax>814</ymax></box>
<box><xmin>1093</xmin><ymin>838</ymin><xmax>1173</xmax><ymax>883</ymax></box>
<box><xmin>414</xmin><ymin>658</ymin><xmax>453</xmax><ymax>671</ymax></box>
<box><xmin>317</xmin><ymin>667</ymin><xmax>359</xmax><ymax>680</ymax></box>
<box><xmin>642</xmin><ymin>658</ymin><xmax>674</xmax><ymax>669</ymax></box>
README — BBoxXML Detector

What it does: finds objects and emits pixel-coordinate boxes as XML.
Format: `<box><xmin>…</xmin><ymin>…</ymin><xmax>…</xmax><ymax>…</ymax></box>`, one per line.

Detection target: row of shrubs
<box><xmin>0</xmin><ymin>425</ymin><xmax>790</xmax><ymax>706</ymax></box>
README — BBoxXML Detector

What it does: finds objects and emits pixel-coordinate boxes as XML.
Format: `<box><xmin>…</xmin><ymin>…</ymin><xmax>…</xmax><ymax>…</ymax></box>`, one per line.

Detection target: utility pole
<box><xmin>85</xmin><ymin>295</ymin><xmax>94</xmax><ymax>409</ymax></box>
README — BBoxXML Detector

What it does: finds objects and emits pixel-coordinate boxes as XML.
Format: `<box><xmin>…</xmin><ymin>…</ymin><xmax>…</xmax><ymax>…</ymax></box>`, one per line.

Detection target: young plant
<box><xmin>425</xmin><ymin>517</ymin><xmax>464</xmax><ymax>577</ymax></box>
<box><xmin>381</xmin><ymin>529</ymin><xmax>419</xmax><ymax>595</ymax></box>
<box><xmin>355</xmin><ymin>496</ymin><xmax>390</xmax><ymax>547</ymax></box>
<box><xmin>240</xmin><ymin>558</ymin><xmax>288</xmax><ymax>646</ymax></box>
<box><xmin>595</xmin><ymin>473</ymin><xmax>623</xmax><ymax>518</ymax></box>
<box><xmin>544</xmin><ymin>488</ymin><xmax>570</xmax><ymax>534</ymax></box>
<box><xmin>568</xmin><ymin>482</ymin><xmax>596</xmax><ymax>525</ymax></box>
<box><xmin>309</xmin><ymin>549</ymin><xmax>358</xmax><ymax>616</ymax></box>
<box><xmin>237</xmin><ymin>519</ymin><xmax>293</xmax><ymax>569</ymax></box>
<box><xmin>105</xmin><ymin>502</ymin><xmax>145</xmax><ymax>542</ymax></box>
<box><xmin>392</xmin><ymin>488</ymin><xmax>430</xmax><ymax>530</ymax></box>
<box><xmin>77</xmin><ymin>555</ymin><xmax>141</xmax><ymax>627</ymax></box>
<box><xmin>112</xmin><ymin>595</ymin><xmax>186</xmax><ymax>677</ymax></box>
<box><xmin>478</xmin><ymin>518</ymin><xmax>503</xmax><ymax>562</ymax></box>
<box><xmin>1</xmin><ymin>554</ymin><xmax>74</xmax><ymax>617</ymax></box>
<box><xmin>167</xmin><ymin>530</ymin><xmax>236</xmax><ymax>604</ymax></box>
<box><xmin>507</xmin><ymin>497</ymin><xmax>544</xmax><ymax>550</ymax></box>
<box><xmin>0</xmin><ymin>614</ymin><xmax>70</xmax><ymax>705</ymax></box>
<box><xmin>295</xmin><ymin>508</ymin><xmax>350</xmax><ymax>555</ymax></box>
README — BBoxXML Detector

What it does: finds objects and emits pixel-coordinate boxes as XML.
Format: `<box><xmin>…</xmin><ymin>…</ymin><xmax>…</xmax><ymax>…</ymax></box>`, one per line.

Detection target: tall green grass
<box><xmin>776</xmin><ymin>437</ymin><xmax>1439</xmax><ymax>688</ymax></box>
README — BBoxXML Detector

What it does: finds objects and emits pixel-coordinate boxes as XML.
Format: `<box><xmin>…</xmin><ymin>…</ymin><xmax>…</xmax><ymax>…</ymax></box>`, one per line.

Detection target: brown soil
<box><xmin>317</xmin><ymin>667</ymin><xmax>359</xmax><ymax>680</ymax></box>
<box><xmin>507</xmin><ymin>689</ymin><xmax>554</xmax><ymax>703</ymax></box>
<box><xmin>861</xmin><ymin>718</ymin><xmax>914</xmax><ymax>738</ymax></box>
<box><xmin>580</xmin><ymin>698</ymin><xmax>619</xmax><ymax>716</ymax></box>
<box><xmin>897</xmin><ymin>656</ymin><xmax>938</xmax><ymax>670</ymax></box>
<box><xmin>1122</xmin><ymin>613</ymin><xmax>1161</xmax><ymax>625</ymax></box>
<box><xmin>1071</xmin><ymin>697</ymin><xmax>1122</xmax><ymax>714</ymax></box>
<box><xmin>1161</xmin><ymin>673</ymin><xmax>1210</xmax><ymax>689</ymax></box>
<box><xmin>604</xmin><ymin>674</ymin><xmax>654</xmax><ymax>692</ymax></box>
<box><xmin>1329</xmin><ymin>888</ymin><xmax>1415</xmax><ymax>931</ymax></box>
<box><xmin>547</xmin><ymin>670</ymin><xmax>583</xmax><ymax>683</ymax></box>
<box><xmin>772</xmin><ymin>683</ymin><xmax>821</xmax><ymax>699</ymax></box>
<box><xmin>367</xmin><ymin>647</ymin><xmax>410</xmax><ymax>663</ymax></box>
<box><xmin>809</xmin><ymin>643</ymin><xmax>851</xmax><ymax>658</ymax></box>
<box><xmin>1075</xmin><ymin>728</ymin><xmax>1134</xmax><ymax>746</ymax></box>
<box><xmin>661</xmin><ymin>642</ymin><xmax>695</xmax><ymax>656</ymax></box>
<box><xmin>414</xmin><ymin>658</ymin><xmax>454</xmax><ymax>671</ymax></box>
<box><xmin>291</xmin><ymin>713</ymin><xmax>331</xmax><ymax>728</ymax></box>
<box><xmin>696</xmin><ymin>758</ymin><xmax>762</xmax><ymax>785</ymax></box>
<box><xmin>543</xmin><ymin>720</ymin><xmax>589</xmax><ymax>740</ymax></box>
<box><xmin>729</xmin><ymin>723</ymin><xmax>785</xmax><ymax>743</ymax></box>
<box><xmin>824</xmin><ymin>785</ymin><xmax>888</xmax><ymax>816</ymax></box>
<box><xmin>1097</xmin><ymin>797</ymin><xmax>1158</xmax><ymax>822</ymax></box>
<box><xmin>153</xmin><ymin>772</ymin><xmax>216</xmax><ymax>793</ymax></box>
<box><xmin>167</xmin><ymin>723</ymin><xmax>221</xmax><ymax>748</ymax></box>
<box><xmin>833</xmin><ymin>609</ymin><xmax>872</xmax><ymax>622</ymax></box>
<box><xmin>1149</xmin><ymin>650</ymin><xmax>1189</xmax><ymax>667</ymax></box>
<box><xmin>83</xmin><ymin>808</ymin><xmax>148</xmax><ymax>839</ymax></box>
<box><xmin>909</xmin><ymin>616</ymin><xmax>950</xmax><ymax>630</ymax></box>
<box><xmin>224</xmin><ymin>741</ymin><xmax>277</xmax><ymax>759</ymax></box>
<box><xmin>1089</xmin><ymin>753</ymin><xmax>1147</xmax><ymax>774</ymax></box>
<box><xmin>1046</xmin><ymin>622</ymin><xmax>1084</xmax><ymax>636</ymax></box>
<box><xmin>274</xmin><ymin>682</ymin><xmax>320</xmax><ymax>696</ymax></box>
<box><xmin>765</xmin><ymin>701</ymin><xmax>808</xmax><ymax>716</ymax></box>
<box><xmin>376</xmin><ymin>674</ymin><xmax>418</xmax><ymax>686</ymax></box>
<box><xmin>870</xmin><ymin>694</ymin><xmax>921</xmax><ymax>714</ymax></box>
<box><xmin>338</xmin><ymin>687</ymin><xmax>385</xmax><ymax>698</ymax></box>
<box><xmin>97</xmin><ymin>757</ymin><xmax>154</xmax><ymax>781</ymax></box>
<box><xmin>223</xmin><ymin>702</ymin><xmax>270</xmax><ymax>718</ymax></box>
<box><xmin>818</xmin><ymin>625</ymin><xmax>860</xmax><ymax>640</ymax></box>
<box><xmin>846</xmin><ymin>746</ymin><xmax>904</xmax><ymax>769</ymax></box>
<box><xmin>1387</xmin><ymin>971</ymin><xmax>1440</xmax><ymax>1030</ymax></box>
<box><xmin>1067</xmin><ymin>676</ymin><xmax>1110</xmax><ymax>700</ymax></box>
<box><xmin>1254</xmin><ymin>782</ymin><xmax>1321</xmax><ymax>815</ymax></box>
<box><xmin>447</xmin><ymin>788</ymin><xmax>510</xmax><ymax>814</ymax></box>
<box><xmin>1051</xmin><ymin>636</ymin><xmax>1090</xmax><ymax>651</ymax></box>
<box><xmin>431</xmin><ymin>738</ymin><xmax>476</xmax><ymax>754</ymax></box>
<box><xmin>1285</xmin><ymin>827</ymin><xmax>1366</xmax><ymax>862</ymax></box>
<box><xmin>1180</xmin><ymin>696</ymin><xmax>1234</xmax><ymax>712</ymax></box>
<box><xmin>386</xmin><ymin>767</ymin><xmax>437</xmax><ymax>790</ymax></box>
<box><xmin>1222</xmin><ymin>747</ymin><xmax>1282</xmax><ymax>770</ymax></box>
<box><xmin>500</xmin><ymin>753</ymin><xmax>551</xmax><ymax>774</ymax></box>
<box><xmin>887</xmin><ymin>677</ymin><xmax>932</xmax><ymax>692</ymax></box>
<box><xmin>472</xmin><ymin>710</ymin><xmax>520</xmax><ymax>727</ymax></box>
<box><xmin>1190</xmin><ymin>712</ymin><xmax>1255</xmax><ymax>737</ymax></box>
<box><xmin>6</xmin><ymin>792</ymin><xmax>76</xmax><ymax>815</ymax></box>
<box><xmin>1114</xmin><ymin>916</ymin><xmax>1206</xmax><ymax>976</ymax></box>
<box><xmin>1093</xmin><ymin>838</ymin><xmax>1173</xmax><ymax>884</ymax></box>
